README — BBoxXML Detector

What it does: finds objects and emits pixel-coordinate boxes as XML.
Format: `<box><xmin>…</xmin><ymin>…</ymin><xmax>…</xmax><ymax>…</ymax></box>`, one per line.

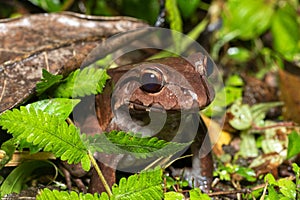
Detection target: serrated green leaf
<box><xmin>111</xmin><ymin>167</ymin><xmax>163</xmax><ymax>200</ymax></box>
<box><xmin>0</xmin><ymin>160</ymin><xmax>55</xmax><ymax>196</ymax></box>
<box><xmin>26</xmin><ymin>98</ymin><xmax>80</xmax><ymax>120</ymax></box>
<box><xmin>0</xmin><ymin>107</ymin><xmax>90</xmax><ymax>171</ymax></box>
<box><xmin>36</xmin><ymin>69</ymin><xmax>63</xmax><ymax>96</ymax></box>
<box><xmin>52</xmin><ymin>67</ymin><xmax>110</xmax><ymax>98</ymax></box>
<box><xmin>87</xmin><ymin>131</ymin><xmax>190</xmax><ymax>159</ymax></box>
<box><xmin>36</xmin><ymin>188</ymin><xmax>102</xmax><ymax>200</ymax></box>
<box><xmin>287</xmin><ymin>131</ymin><xmax>300</xmax><ymax>159</ymax></box>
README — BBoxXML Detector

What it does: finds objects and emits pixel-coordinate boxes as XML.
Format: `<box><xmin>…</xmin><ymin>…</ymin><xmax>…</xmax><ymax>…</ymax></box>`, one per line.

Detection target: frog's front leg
<box><xmin>172</xmin><ymin>115</ymin><xmax>213</xmax><ymax>192</ymax></box>
<box><xmin>189</xmin><ymin>116</ymin><xmax>213</xmax><ymax>191</ymax></box>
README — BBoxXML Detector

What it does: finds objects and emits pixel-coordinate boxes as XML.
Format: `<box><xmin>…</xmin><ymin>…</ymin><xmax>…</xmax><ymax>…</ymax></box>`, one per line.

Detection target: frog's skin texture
<box><xmin>86</xmin><ymin>52</ymin><xmax>215</xmax><ymax>193</ymax></box>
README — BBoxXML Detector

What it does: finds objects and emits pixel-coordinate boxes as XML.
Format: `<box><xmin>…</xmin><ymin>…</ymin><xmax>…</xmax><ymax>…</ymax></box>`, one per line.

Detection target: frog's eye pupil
<box><xmin>140</xmin><ymin>72</ymin><xmax>163</xmax><ymax>93</ymax></box>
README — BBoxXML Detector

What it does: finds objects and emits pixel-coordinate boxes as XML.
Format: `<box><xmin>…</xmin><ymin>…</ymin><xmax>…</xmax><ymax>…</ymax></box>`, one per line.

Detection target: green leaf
<box><xmin>36</xmin><ymin>188</ymin><xmax>102</xmax><ymax>200</ymax></box>
<box><xmin>189</xmin><ymin>188</ymin><xmax>211</xmax><ymax>200</ymax></box>
<box><xmin>271</xmin><ymin>3</ymin><xmax>300</xmax><ymax>60</ymax></box>
<box><xmin>229</xmin><ymin>101</ymin><xmax>252</xmax><ymax>130</ymax></box>
<box><xmin>166</xmin><ymin>0</ymin><xmax>183</xmax><ymax>32</ymax></box>
<box><xmin>222</xmin><ymin>0</ymin><xmax>275</xmax><ymax>40</ymax></box>
<box><xmin>226</xmin><ymin>74</ymin><xmax>244</xmax><ymax>87</ymax></box>
<box><xmin>51</xmin><ymin>67</ymin><xmax>110</xmax><ymax>98</ymax></box>
<box><xmin>265</xmin><ymin>173</ymin><xmax>277</xmax><ymax>185</ymax></box>
<box><xmin>0</xmin><ymin>139</ymin><xmax>16</xmax><ymax>169</ymax></box>
<box><xmin>36</xmin><ymin>69</ymin><xmax>63</xmax><ymax>96</ymax></box>
<box><xmin>87</xmin><ymin>131</ymin><xmax>191</xmax><ymax>159</ymax></box>
<box><xmin>177</xmin><ymin>0</ymin><xmax>200</xmax><ymax>19</ymax></box>
<box><xmin>111</xmin><ymin>167</ymin><xmax>163</xmax><ymax>200</ymax></box>
<box><xmin>227</xmin><ymin>47</ymin><xmax>251</xmax><ymax>62</ymax></box>
<box><xmin>234</xmin><ymin>166</ymin><xmax>256</xmax><ymax>182</ymax></box>
<box><xmin>250</xmin><ymin>102</ymin><xmax>283</xmax><ymax>126</ymax></box>
<box><xmin>0</xmin><ymin>106</ymin><xmax>90</xmax><ymax>171</ymax></box>
<box><xmin>164</xmin><ymin>191</ymin><xmax>185</xmax><ymax>200</ymax></box>
<box><xmin>26</xmin><ymin>98</ymin><xmax>80</xmax><ymax>120</ymax></box>
<box><xmin>240</xmin><ymin>132</ymin><xmax>258</xmax><ymax>157</ymax></box>
<box><xmin>277</xmin><ymin>179</ymin><xmax>296</xmax><ymax>198</ymax></box>
<box><xmin>267</xmin><ymin>185</ymin><xmax>279</xmax><ymax>199</ymax></box>
<box><xmin>0</xmin><ymin>160</ymin><xmax>55</xmax><ymax>196</ymax></box>
<box><xmin>29</xmin><ymin>0</ymin><xmax>64</xmax><ymax>12</ymax></box>
<box><xmin>287</xmin><ymin>131</ymin><xmax>300</xmax><ymax>159</ymax></box>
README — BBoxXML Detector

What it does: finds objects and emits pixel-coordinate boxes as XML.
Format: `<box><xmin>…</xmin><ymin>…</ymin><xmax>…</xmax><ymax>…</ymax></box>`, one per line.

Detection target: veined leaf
<box><xmin>111</xmin><ymin>167</ymin><xmax>163</xmax><ymax>200</ymax></box>
<box><xmin>86</xmin><ymin>131</ymin><xmax>191</xmax><ymax>159</ymax></box>
<box><xmin>0</xmin><ymin>106</ymin><xmax>90</xmax><ymax>171</ymax></box>
<box><xmin>52</xmin><ymin>67</ymin><xmax>110</xmax><ymax>98</ymax></box>
<box><xmin>26</xmin><ymin>98</ymin><xmax>80</xmax><ymax>120</ymax></box>
<box><xmin>37</xmin><ymin>168</ymin><xmax>163</xmax><ymax>200</ymax></box>
<box><xmin>36</xmin><ymin>69</ymin><xmax>63</xmax><ymax>96</ymax></box>
<box><xmin>36</xmin><ymin>188</ymin><xmax>102</xmax><ymax>200</ymax></box>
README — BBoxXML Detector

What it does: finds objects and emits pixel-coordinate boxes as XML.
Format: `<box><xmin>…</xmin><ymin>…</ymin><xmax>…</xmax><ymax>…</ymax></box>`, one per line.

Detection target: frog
<box><xmin>85</xmin><ymin>52</ymin><xmax>215</xmax><ymax>193</ymax></box>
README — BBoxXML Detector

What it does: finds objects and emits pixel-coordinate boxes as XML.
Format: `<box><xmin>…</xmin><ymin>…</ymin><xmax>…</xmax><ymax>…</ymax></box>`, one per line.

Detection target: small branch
<box><xmin>0</xmin><ymin>79</ymin><xmax>7</xmax><ymax>103</ymax></box>
<box><xmin>208</xmin><ymin>183</ymin><xmax>266</xmax><ymax>197</ymax></box>
<box><xmin>88</xmin><ymin>151</ymin><xmax>112</xmax><ymax>196</ymax></box>
<box><xmin>252</xmin><ymin>121</ymin><xmax>298</xmax><ymax>131</ymax></box>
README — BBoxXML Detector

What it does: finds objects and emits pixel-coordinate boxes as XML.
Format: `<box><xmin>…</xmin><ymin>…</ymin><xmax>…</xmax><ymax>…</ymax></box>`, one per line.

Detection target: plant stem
<box><xmin>88</xmin><ymin>151</ymin><xmax>112</xmax><ymax>196</ymax></box>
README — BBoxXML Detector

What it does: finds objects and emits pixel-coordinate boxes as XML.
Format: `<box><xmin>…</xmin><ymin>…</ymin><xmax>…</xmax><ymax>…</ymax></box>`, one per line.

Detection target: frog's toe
<box><xmin>171</xmin><ymin>167</ymin><xmax>212</xmax><ymax>193</ymax></box>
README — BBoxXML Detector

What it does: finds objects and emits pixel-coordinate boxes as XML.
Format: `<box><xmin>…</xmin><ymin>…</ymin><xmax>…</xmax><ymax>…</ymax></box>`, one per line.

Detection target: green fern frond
<box><xmin>87</xmin><ymin>131</ymin><xmax>190</xmax><ymax>159</ymax></box>
<box><xmin>26</xmin><ymin>98</ymin><xmax>80</xmax><ymax>121</ymax></box>
<box><xmin>52</xmin><ymin>67</ymin><xmax>110</xmax><ymax>98</ymax></box>
<box><xmin>36</xmin><ymin>188</ymin><xmax>102</xmax><ymax>200</ymax></box>
<box><xmin>37</xmin><ymin>168</ymin><xmax>163</xmax><ymax>200</ymax></box>
<box><xmin>0</xmin><ymin>107</ymin><xmax>90</xmax><ymax>171</ymax></box>
<box><xmin>36</xmin><ymin>69</ymin><xmax>63</xmax><ymax>96</ymax></box>
<box><xmin>111</xmin><ymin>167</ymin><xmax>163</xmax><ymax>200</ymax></box>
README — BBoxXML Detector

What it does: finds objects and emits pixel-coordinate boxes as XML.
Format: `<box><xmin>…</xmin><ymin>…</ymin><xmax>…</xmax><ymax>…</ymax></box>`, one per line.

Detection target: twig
<box><xmin>252</xmin><ymin>121</ymin><xmax>298</xmax><ymax>131</ymax></box>
<box><xmin>0</xmin><ymin>79</ymin><xmax>7</xmax><ymax>103</ymax></box>
<box><xmin>88</xmin><ymin>151</ymin><xmax>112</xmax><ymax>196</ymax></box>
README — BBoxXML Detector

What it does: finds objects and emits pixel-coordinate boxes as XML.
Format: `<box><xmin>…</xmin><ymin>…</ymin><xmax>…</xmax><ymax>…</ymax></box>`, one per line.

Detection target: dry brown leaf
<box><xmin>0</xmin><ymin>12</ymin><xmax>148</xmax><ymax>113</ymax></box>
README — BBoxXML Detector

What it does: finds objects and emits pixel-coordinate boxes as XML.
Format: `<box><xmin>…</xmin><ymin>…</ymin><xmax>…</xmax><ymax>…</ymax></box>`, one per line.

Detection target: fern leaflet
<box><xmin>36</xmin><ymin>69</ymin><xmax>63</xmax><ymax>96</ymax></box>
<box><xmin>36</xmin><ymin>188</ymin><xmax>102</xmax><ymax>200</ymax></box>
<box><xmin>110</xmin><ymin>167</ymin><xmax>163</xmax><ymax>199</ymax></box>
<box><xmin>36</xmin><ymin>168</ymin><xmax>163</xmax><ymax>200</ymax></box>
<box><xmin>0</xmin><ymin>106</ymin><xmax>90</xmax><ymax>171</ymax></box>
<box><xmin>51</xmin><ymin>67</ymin><xmax>110</xmax><ymax>98</ymax></box>
<box><xmin>86</xmin><ymin>131</ymin><xmax>191</xmax><ymax>159</ymax></box>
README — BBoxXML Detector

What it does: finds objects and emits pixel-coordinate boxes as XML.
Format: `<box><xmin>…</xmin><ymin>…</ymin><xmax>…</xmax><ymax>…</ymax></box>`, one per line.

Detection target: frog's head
<box><xmin>111</xmin><ymin>52</ymin><xmax>215</xmax><ymax>114</ymax></box>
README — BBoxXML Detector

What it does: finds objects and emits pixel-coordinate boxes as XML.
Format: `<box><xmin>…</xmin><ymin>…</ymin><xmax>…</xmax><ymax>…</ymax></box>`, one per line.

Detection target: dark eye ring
<box><xmin>140</xmin><ymin>67</ymin><xmax>164</xmax><ymax>93</ymax></box>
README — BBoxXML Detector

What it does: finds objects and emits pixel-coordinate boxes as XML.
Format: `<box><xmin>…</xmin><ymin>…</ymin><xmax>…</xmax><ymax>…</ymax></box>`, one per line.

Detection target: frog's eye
<box><xmin>140</xmin><ymin>68</ymin><xmax>164</xmax><ymax>93</ymax></box>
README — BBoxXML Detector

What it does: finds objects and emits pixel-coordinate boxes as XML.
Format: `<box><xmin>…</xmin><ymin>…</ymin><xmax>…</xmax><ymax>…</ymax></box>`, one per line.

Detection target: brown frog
<box><xmin>86</xmin><ymin>52</ymin><xmax>215</xmax><ymax>193</ymax></box>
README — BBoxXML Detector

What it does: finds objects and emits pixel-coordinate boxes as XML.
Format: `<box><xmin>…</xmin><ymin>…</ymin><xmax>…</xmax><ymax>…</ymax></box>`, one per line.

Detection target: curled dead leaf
<box><xmin>0</xmin><ymin>12</ymin><xmax>148</xmax><ymax>113</ymax></box>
